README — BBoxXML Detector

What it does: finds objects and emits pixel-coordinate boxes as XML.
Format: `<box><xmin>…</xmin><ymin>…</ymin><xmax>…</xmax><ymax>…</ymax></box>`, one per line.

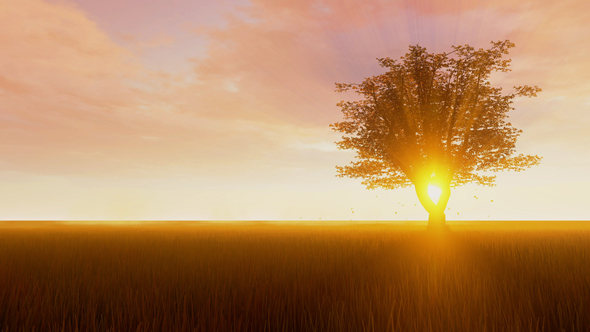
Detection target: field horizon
<box><xmin>1</xmin><ymin>221</ymin><xmax>589</xmax><ymax>331</ymax></box>
<box><xmin>2</xmin><ymin>219</ymin><xmax>590</xmax><ymax>228</ymax></box>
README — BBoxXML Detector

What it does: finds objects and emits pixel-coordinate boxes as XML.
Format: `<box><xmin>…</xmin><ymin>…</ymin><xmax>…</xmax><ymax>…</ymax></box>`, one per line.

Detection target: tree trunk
<box><xmin>427</xmin><ymin>211</ymin><xmax>450</xmax><ymax>232</ymax></box>
<box><xmin>414</xmin><ymin>181</ymin><xmax>451</xmax><ymax>228</ymax></box>
<box><xmin>428</xmin><ymin>210</ymin><xmax>446</xmax><ymax>225</ymax></box>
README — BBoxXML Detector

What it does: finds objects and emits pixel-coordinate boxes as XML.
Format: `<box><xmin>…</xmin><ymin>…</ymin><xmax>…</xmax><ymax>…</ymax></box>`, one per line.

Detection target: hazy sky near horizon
<box><xmin>1</xmin><ymin>0</ymin><xmax>589</xmax><ymax>221</ymax></box>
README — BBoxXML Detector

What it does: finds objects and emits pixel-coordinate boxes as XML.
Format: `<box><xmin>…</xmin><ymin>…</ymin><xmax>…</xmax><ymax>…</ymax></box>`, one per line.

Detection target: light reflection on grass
<box><xmin>0</xmin><ymin>221</ymin><xmax>589</xmax><ymax>331</ymax></box>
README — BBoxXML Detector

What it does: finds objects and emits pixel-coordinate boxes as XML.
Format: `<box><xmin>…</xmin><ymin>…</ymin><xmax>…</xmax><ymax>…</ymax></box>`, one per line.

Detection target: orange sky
<box><xmin>1</xmin><ymin>0</ymin><xmax>589</xmax><ymax>221</ymax></box>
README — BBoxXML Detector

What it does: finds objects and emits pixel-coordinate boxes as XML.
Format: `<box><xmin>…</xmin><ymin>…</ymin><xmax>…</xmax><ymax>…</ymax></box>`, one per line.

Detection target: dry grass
<box><xmin>0</xmin><ymin>221</ymin><xmax>589</xmax><ymax>331</ymax></box>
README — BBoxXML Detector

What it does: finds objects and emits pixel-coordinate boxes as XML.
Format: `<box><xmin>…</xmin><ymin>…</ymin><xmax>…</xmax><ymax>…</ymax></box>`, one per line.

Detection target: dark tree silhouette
<box><xmin>331</xmin><ymin>40</ymin><xmax>541</xmax><ymax>226</ymax></box>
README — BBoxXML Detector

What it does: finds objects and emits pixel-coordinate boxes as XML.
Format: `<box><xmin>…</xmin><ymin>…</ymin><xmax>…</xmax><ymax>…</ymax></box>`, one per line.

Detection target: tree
<box><xmin>330</xmin><ymin>40</ymin><xmax>541</xmax><ymax>226</ymax></box>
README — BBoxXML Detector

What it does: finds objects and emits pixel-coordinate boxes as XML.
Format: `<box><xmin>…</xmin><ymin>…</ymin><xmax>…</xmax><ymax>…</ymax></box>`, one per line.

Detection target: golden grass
<box><xmin>0</xmin><ymin>222</ymin><xmax>589</xmax><ymax>331</ymax></box>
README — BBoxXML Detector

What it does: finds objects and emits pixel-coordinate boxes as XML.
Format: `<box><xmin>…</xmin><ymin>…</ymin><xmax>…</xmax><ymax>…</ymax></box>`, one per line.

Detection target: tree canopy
<box><xmin>330</xmin><ymin>40</ymin><xmax>541</xmax><ymax>224</ymax></box>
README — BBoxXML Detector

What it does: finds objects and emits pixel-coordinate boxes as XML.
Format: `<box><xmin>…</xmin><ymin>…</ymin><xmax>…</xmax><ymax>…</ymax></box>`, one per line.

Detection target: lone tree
<box><xmin>331</xmin><ymin>40</ymin><xmax>541</xmax><ymax>226</ymax></box>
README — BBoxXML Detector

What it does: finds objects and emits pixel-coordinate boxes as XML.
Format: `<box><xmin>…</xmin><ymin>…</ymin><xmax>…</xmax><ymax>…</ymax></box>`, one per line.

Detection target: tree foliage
<box><xmin>331</xmin><ymin>40</ymin><xmax>541</xmax><ymax>194</ymax></box>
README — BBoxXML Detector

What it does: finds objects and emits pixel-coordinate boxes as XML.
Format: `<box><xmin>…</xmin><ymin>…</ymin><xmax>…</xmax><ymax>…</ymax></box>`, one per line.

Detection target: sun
<box><xmin>428</xmin><ymin>184</ymin><xmax>442</xmax><ymax>204</ymax></box>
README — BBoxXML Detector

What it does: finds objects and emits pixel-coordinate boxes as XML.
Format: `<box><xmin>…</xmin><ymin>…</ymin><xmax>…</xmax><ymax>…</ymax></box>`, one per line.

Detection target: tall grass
<box><xmin>0</xmin><ymin>222</ymin><xmax>589</xmax><ymax>331</ymax></box>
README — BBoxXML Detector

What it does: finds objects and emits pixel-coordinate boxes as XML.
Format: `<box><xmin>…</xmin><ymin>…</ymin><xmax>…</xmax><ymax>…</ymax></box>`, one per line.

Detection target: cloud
<box><xmin>3</xmin><ymin>0</ymin><xmax>590</xmax><ymax>183</ymax></box>
<box><xmin>118</xmin><ymin>33</ymin><xmax>176</xmax><ymax>50</ymax></box>
<box><xmin>0</xmin><ymin>0</ymin><xmax>284</xmax><ymax>178</ymax></box>
<box><xmin>0</xmin><ymin>0</ymin><xmax>152</xmax><ymax>173</ymax></box>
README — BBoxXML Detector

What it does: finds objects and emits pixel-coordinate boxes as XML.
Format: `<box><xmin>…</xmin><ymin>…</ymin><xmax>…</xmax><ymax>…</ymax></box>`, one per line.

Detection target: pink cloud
<box><xmin>0</xmin><ymin>0</ymin><xmax>213</xmax><ymax>176</ymax></box>
<box><xmin>3</xmin><ymin>0</ymin><xmax>590</xmax><ymax>181</ymax></box>
<box><xmin>188</xmin><ymin>0</ymin><xmax>590</xmax><ymax>121</ymax></box>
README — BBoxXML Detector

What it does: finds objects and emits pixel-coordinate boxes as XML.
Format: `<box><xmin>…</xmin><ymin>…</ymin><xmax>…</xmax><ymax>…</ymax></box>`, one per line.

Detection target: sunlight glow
<box><xmin>428</xmin><ymin>184</ymin><xmax>442</xmax><ymax>204</ymax></box>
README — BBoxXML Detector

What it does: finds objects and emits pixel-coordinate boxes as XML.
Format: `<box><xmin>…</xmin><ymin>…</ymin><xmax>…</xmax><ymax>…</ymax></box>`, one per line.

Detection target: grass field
<box><xmin>1</xmin><ymin>221</ymin><xmax>589</xmax><ymax>331</ymax></box>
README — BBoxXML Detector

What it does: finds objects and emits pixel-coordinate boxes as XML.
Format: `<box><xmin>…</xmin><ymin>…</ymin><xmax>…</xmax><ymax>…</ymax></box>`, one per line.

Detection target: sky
<box><xmin>1</xmin><ymin>0</ymin><xmax>589</xmax><ymax>221</ymax></box>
